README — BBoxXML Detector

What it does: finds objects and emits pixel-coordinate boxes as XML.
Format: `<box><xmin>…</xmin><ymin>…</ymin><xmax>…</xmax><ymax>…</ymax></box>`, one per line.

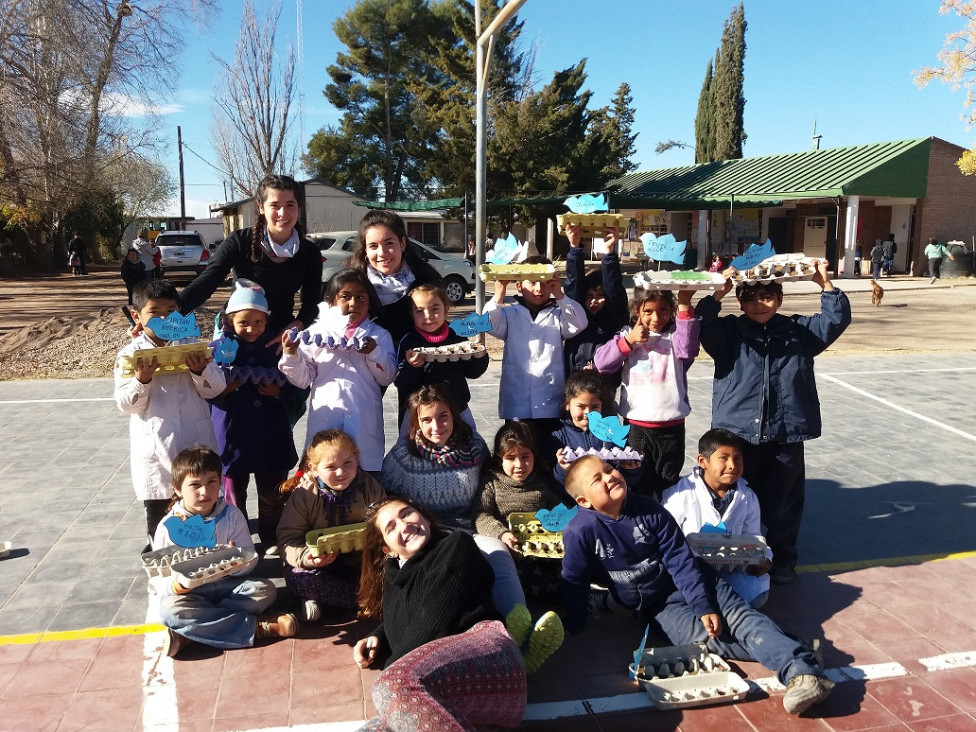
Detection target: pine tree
<box><xmin>589</xmin><ymin>83</ymin><xmax>638</xmax><ymax>179</ymax></box>
<box><xmin>712</xmin><ymin>3</ymin><xmax>747</xmax><ymax>160</ymax></box>
<box><xmin>694</xmin><ymin>57</ymin><xmax>715</xmax><ymax>163</ymax></box>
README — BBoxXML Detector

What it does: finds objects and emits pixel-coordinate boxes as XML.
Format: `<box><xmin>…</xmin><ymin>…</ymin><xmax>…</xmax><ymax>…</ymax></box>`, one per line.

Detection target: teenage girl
<box><xmin>393</xmin><ymin>282</ymin><xmax>489</xmax><ymax>429</ymax></box>
<box><xmin>277</xmin><ymin>430</ymin><xmax>386</xmax><ymax>622</ymax></box>
<box><xmin>594</xmin><ymin>288</ymin><xmax>699</xmax><ymax>497</ymax></box>
<box><xmin>279</xmin><ymin>268</ymin><xmax>396</xmax><ymax>472</ymax></box>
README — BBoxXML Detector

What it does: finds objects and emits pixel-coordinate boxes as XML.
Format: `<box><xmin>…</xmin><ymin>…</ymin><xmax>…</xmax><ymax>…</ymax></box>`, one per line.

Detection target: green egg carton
<box><xmin>478</xmin><ymin>263</ymin><xmax>555</xmax><ymax>283</ymax></box>
<box><xmin>507</xmin><ymin>512</ymin><xmax>564</xmax><ymax>559</ymax></box>
<box><xmin>306</xmin><ymin>522</ymin><xmax>367</xmax><ymax>557</ymax></box>
<box><xmin>116</xmin><ymin>342</ymin><xmax>212</xmax><ymax>378</ymax></box>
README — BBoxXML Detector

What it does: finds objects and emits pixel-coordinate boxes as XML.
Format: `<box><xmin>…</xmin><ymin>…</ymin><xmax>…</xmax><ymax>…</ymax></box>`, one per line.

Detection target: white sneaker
<box><xmin>302</xmin><ymin>600</ymin><xmax>321</xmax><ymax>622</ymax></box>
<box><xmin>930</xmin><ymin>276</ymin><xmax>937</xmax><ymax>284</ymax></box>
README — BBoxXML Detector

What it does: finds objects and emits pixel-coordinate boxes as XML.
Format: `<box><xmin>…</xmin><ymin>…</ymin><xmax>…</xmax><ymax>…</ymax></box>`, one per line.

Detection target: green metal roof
<box><xmin>354</xmin><ymin>195</ymin><xmax>565</xmax><ymax>211</ymax></box>
<box><xmin>609</xmin><ymin>137</ymin><xmax>932</xmax><ymax>210</ymax></box>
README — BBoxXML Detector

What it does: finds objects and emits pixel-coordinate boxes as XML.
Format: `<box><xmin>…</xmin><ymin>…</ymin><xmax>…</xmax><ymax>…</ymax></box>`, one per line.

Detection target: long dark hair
<box><xmin>358</xmin><ymin>496</ymin><xmax>443</xmax><ymax>619</ymax></box>
<box><xmin>323</xmin><ymin>268</ymin><xmax>383</xmax><ymax>320</ymax></box>
<box><xmin>405</xmin><ymin>382</ymin><xmax>471</xmax><ymax>453</ymax></box>
<box><xmin>250</xmin><ymin>174</ymin><xmax>304</xmax><ymax>263</ymax></box>
<box><xmin>346</xmin><ymin>210</ymin><xmax>439</xmax><ymax>283</ymax></box>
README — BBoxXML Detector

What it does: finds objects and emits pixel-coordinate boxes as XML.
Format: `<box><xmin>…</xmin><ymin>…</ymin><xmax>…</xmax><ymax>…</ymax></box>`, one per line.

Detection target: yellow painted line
<box><xmin>0</xmin><ymin>623</ymin><xmax>164</xmax><ymax>646</ymax></box>
<box><xmin>799</xmin><ymin>548</ymin><xmax>976</xmax><ymax>576</ymax></box>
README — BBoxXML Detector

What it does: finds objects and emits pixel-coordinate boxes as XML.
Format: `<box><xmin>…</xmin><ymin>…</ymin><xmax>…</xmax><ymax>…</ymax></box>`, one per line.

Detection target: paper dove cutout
<box><xmin>730</xmin><ymin>239</ymin><xmax>775</xmax><ymax>271</ymax></box>
<box><xmin>450</xmin><ymin>311</ymin><xmax>493</xmax><ymax>337</ymax></box>
<box><xmin>534</xmin><ymin>505</ymin><xmax>578</xmax><ymax>532</ymax></box>
<box><xmin>486</xmin><ymin>232</ymin><xmax>521</xmax><ymax>265</ymax></box>
<box><xmin>699</xmin><ymin>522</ymin><xmax>729</xmax><ymax>534</ymax></box>
<box><xmin>587</xmin><ymin>411</ymin><xmax>630</xmax><ymax>447</ymax></box>
<box><xmin>564</xmin><ymin>192</ymin><xmax>608</xmax><ymax>214</ymax></box>
<box><xmin>164</xmin><ymin>512</ymin><xmax>217</xmax><ymax>549</ymax></box>
<box><xmin>640</xmin><ymin>232</ymin><xmax>687</xmax><ymax>265</ymax></box>
<box><xmin>211</xmin><ymin>337</ymin><xmax>239</xmax><ymax>366</ymax></box>
<box><xmin>146</xmin><ymin>312</ymin><xmax>200</xmax><ymax>341</ymax></box>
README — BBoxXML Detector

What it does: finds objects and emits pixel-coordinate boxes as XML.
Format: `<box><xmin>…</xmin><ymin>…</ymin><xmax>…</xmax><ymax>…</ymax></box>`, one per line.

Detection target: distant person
<box><xmin>869</xmin><ymin>239</ymin><xmax>884</xmax><ymax>280</ymax></box>
<box><xmin>881</xmin><ymin>234</ymin><xmax>897</xmax><ymax>277</ymax></box>
<box><xmin>132</xmin><ymin>228</ymin><xmax>159</xmax><ymax>280</ymax></box>
<box><xmin>120</xmin><ymin>248</ymin><xmax>146</xmax><ymax>304</ymax></box>
<box><xmin>465</xmin><ymin>233</ymin><xmax>476</xmax><ymax>262</ymax></box>
<box><xmin>67</xmin><ymin>233</ymin><xmax>87</xmax><ymax>275</ymax></box>
<box><xmin>924</xmin><ymin>236</ymin><xmax>954</xmax><ymax>284</ymax></box>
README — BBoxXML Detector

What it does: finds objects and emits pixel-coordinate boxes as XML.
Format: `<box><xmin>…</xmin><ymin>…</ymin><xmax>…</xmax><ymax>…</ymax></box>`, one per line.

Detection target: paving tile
<box><xmin>57</xmin><ymin>687</ymin><xmax>143</xmax><ymax>731</ymax></box>
<box><xmin>289</xmin><ymin>664</ymin><xmax>363</xmax><ymax>708</ymax></box>
<box><xmin>27</xmin><ymin>637</ymin><xmax>102</xmax><ymax>663</ymax></box>
<box><xmin>3</xmin><ymin>657</ymin><xmax>91</xmax><ymax>699</ymax></box>
<box><xmin>289</xmin><ymin>698</ymin><xmax>365</xmax><ymax>725</ymax></box>
<box><xmin>866</xmin><ymin>675</ymin><xmax>963</xmax><ymax>723</ymax></box>
<box><xmin>212</xmin><ymin>710</ymin><xmax>290</xmax><ymax>730</ymax></box>
<box><xmin>904</xmin><ymin>714</ymin><xmax>976</xmax><ymax>732</ymax></box>
<box><xmin>213</xmin><ymin>670</ymin><xmax>291</xmax><ymax>718</ymax></box>
<box><xmin>813</xmin><ymin>678</ymin><xmax>902</xmax><ymax>730</ymax></box>
<box><xmin>919</xmin><ymin>668</ymin><xmax>976</xmax><ymax>713</ymax></box>
<box><xmin>0</xmin><ymin>693</ymin><xmax>72</xmax><ymax>731</ymax></box>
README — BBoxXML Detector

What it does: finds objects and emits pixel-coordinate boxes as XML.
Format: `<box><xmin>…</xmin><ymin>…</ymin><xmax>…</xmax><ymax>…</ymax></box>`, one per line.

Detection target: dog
<box><xmin>870</xmin><ymin>279</ymin><xmax>884</xmax><ymax>307</ymax></box>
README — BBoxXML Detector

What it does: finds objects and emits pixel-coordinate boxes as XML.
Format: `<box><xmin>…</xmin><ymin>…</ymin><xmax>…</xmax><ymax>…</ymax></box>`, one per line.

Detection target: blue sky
<box><xmin>156</xmin><ymin>0</ymin><xmax>969</xmax><ymax>219</ymax></box>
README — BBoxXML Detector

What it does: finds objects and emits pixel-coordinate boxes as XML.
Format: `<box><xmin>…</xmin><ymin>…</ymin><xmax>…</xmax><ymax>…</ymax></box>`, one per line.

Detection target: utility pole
<box><xmin>177</xmin><ymin>126</ymin><xmax>186</xmax><ymax>229</ymax></box>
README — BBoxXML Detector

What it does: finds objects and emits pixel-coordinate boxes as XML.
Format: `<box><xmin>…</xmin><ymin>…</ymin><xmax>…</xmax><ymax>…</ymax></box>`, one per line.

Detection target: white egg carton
<box><xmin>685</xmin><ymin>532</ymin><xmax>768</xmax><ymax>570</ymax></box>
<box><xmin>412</xmin><ymin>342</ymin><xmax>487</xmax><ymax>362</ymax></box>
<box><xmin>633</xmin><ymin>270</ymin><xmax>727</xmax><ymax>292</ymax></box>
<box><xmin>141</xmin><ymin>544</ymin><xmax>257</xmax><ymax>588</ymax></box>
<box><xmin>219</xmin><ymin>364</ymin><xmax>289</xmax><ymax>386</ymax></box>
<box><xmin>287</xmin><ymin>328</ymin><xmax>368</xmax><ymax>351</ymax></box>
<box><xmin>630</xmin><ymin>643</ymin><xmax>749</xmax><ymax>710</ymax></box>
<box><xmin>560</xmin><ymin>445</ymin><xmax>643</xmax><ymax>463</ymax></box>
<box><xmin>731</xmin><ymin>254</ymin><xmax>818</xmax><ymax>284</ymax></box>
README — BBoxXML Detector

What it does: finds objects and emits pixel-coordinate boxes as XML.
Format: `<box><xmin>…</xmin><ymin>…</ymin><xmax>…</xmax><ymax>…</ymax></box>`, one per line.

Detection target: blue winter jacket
<box><xmin>696</xmin><ymin>289</ymin><xmax>851</xmax><ymax>444</ymax></box>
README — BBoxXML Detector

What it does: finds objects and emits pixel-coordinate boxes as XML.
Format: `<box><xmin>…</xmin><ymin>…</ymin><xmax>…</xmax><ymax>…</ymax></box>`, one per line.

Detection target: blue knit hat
<box><xmin>226</xmin><ymin>278</ymin><xmax>270</xmax><ymax>314</ymax></box>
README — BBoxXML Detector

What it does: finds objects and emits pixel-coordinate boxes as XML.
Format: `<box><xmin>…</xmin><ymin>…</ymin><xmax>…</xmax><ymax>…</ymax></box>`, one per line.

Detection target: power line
<box><xmin>179</xmin><ymin>141</ymin><xmax>231</xmax><ymax>178</ymax></box>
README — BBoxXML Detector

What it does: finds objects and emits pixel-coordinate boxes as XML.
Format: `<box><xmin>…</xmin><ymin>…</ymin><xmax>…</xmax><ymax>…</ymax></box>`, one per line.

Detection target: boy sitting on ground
<box><xmin>560</xmin><ymin>455</ymin><xmax>834</xmax><ymax>716</ymax></box>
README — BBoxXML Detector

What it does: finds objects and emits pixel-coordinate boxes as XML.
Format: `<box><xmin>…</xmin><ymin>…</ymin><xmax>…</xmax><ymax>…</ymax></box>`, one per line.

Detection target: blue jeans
<box><xmin>649</xmin><ymin>576</ymin><xmax>821</xmax><ymax>685</ymax></box>
<box><xmin>159</xmin><ymin>576</ymin><xmax>276</xmax><ymax>649</ymax></box>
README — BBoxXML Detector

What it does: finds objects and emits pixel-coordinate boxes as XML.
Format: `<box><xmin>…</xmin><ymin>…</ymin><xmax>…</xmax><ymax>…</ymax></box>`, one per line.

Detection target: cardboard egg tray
<box><xmin>556</xmin><ymin>212</ymin><xmax>631</xmax><ymax>236</ymax></box>
<box><xmin>306</xmin><ymin>522</ymin><xmax>367</xmax><ymax>557</ymax></box>
<box><xmin>507</xmin><ymin>512</ymin><xmax>564</xmax><ymax>559</ymax></box>
<box><xmin>633</xmin><ymin>270</ymin><xmax>727</xmax><ymax>292</ymax></box>
<box><xmin>141</xmin><ymin>544</ymin><xmax>257</xmax><ymax>589</ymax></box>
<box><xmin>685</xmin><ymin>532</ymin><xmax>768</xmax><ymax>570</ymax></box>
<box><xmin>731</xmin><ymin>254</ymin><xmax>818</xmax><ymax>285</ymax></box>
<box><xmin>630</xmin><ymin>643</ymin><xmax>749</xmax><ymax>710</ymax></box>
<box><xmin>220</xmin><ymin>364</ymin><xmax>290</xmax><ymax>386</ymax></box>
<box><xmin>478</xmin><ymin>263</ymin><xmax>555</xmax><ymax>283</ymax></box>
<box><xmin>412</xmin><ymin>343</ymin><xmax>487</xmax><ymax>362</ymax></box>
<box><xmin>116</xmin><ymin>343</ymin><xmax>212</xmax><ymax>377</ymax></box>
<box><xmin>287</xmin><ymin>328</ymin><xmax>368</xmax><ymax>351</ymax></box>
<box><xmin>560</xmin><ymin>446</ymin><xmax>643</xmax><ymax>463</ymax></box>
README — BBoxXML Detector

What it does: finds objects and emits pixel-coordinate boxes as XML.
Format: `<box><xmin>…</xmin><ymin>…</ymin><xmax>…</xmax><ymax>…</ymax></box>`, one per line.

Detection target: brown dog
<box><xmin>871</xmin><ymin>279</ymin><xmax>884</xmax><ymax>307</ymax></box>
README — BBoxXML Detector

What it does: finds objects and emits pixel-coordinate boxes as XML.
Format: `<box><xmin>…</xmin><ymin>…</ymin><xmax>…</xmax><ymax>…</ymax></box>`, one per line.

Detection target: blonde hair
<box><xmin>279</xmin><ymin>429</ymin><xmax>359</xmax><ymax>496</ymax></box>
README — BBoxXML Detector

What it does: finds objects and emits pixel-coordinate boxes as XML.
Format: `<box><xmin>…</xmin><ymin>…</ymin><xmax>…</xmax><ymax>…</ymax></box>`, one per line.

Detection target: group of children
<box><xmin>114</xmin><ymin>217</ymin><xmax>850</xmax><ymax>717</ymax></box>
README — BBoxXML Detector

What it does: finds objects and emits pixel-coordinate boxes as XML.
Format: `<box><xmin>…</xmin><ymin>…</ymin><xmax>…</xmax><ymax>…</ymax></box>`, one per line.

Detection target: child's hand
<box><xmin>747</xmin><ymin>557</ymin><xmax>772</xmax><ymax>577</ymax></box>
<box><xmin>134</xmin><ymin>355</ymin><xmax>159</xmax><ymax>384</ymax></box>
<box><xmin>281</xmin><ymin>329</ymin><xmax>299</xmax><ymax>355</ymax></box>
<box><xmin>354</xmin><ymin>636</ymin><xmax>379</xmax><ymax>668</ymax></box>
<box><xmin>700</xmin><ymin>613</ymin><xmax>722</xmax><ymax>638</ymax></box>
<box><xmin>556</xmin><ymin>448</ymin><xmax>573</xmax><ymax>470</ymax></box>
<box><xmin>714</xmin><ymin>268</ymin><xmax>737</xmax><ymax>300</ymax></box>
<box><xmin>625</xmin><ymin>323</ymin><xmax>650</xmax><ymax>346</ymax></box>
<box><xmin>357</xmin><ymin>337</ymin><xmax>377</xmax><ymax>355</ymax></box>
<box><xmin>405</xmin><ymin>349</ymin><xmax>424</xmax><ymax>368</ymax></box>
<box><xmin>677</xmin><ymin>289</ymin><xmax>694</xmax><ymax>308</ymax></box>
<box><xmin>257</xmin><ymin>382</ymin><xmax>281</xmax><ymax>397</ymax></box>
<box><xmin>566</xmin><ymin>223</ymin><xmax>581</xmax><ymax>249</ymax></box>
<box><xmin>184</xmin><ymin>351</ymin><xmax>210</xmax><ymax>376</ymax></box>
<box><xmin>549</xmin><ymin>275</ymin><xmax>564</xmax><ymax>300</ymax></box>
<box><xmin>500</xmin><ymin>531</ymin><xmax>521</xmax><ymax>553</ymax></box>
<box><xmin>493</xmin><ymin>280</ymin><xmax>509</xmax><ymax>303</ymax></box>
<box><xmin>594</xmin><ymin>226</ymin><xmax>618</xmax><ymax>255</ymax></box>
<box><xmin>271</xmin><ymin>320</ymin><xmax>303</xmax><ymax>355</ymax></box>
<box><xmin>619</xmin><ymin>460</ymin><xmax>640</xmax><ymax>471</ymax></box>
<box><xmin>304</xmin><ymin>552</ymin><xmax>338</xmax><ymax>568</ymax></box>
<box><xmin>811</xmin><ymin>259</ymin><xmax>834</xmax><ymax>291</ymax></box>
<box><xmin>219</xmin><ymin>379</ymin><xmax>241</xmax><ymax>397</ymax></box>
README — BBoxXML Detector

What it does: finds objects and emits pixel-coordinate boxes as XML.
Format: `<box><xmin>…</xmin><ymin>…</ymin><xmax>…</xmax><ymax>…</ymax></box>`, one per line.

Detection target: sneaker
<box><xmin>523</xmin><ymin>611</ymin><xmax>564</xmax><ymax>674</ymax></box>
<box><xmin>930</xmin><ymin>276</ymin><xmax>937</xmax><ymax>284</ymax></box>
<box><xmin>769</xmin><ymin>565</ymin><xmax>798</xmax><ymax>585</ymax></box>
<box><xmin>505</xmin><ymin>603</ymin><xmax>533</xmax><ymax>647</ymax></box>
<box><xmin>587</xmin><ymin>585</ymin><xmax>616</xmax><ymax>619</ymax></box>
<box><xmin>783</xmin><ymin>673</ymin><xmax>834</xmax><ymax>715</ymax></box>
<box><xmin>302</xmin><ymin>600</ymin><xmax>321</xmax><ymax>623</ymax></box>
<box><xmin>162</xmin><ymin>629</ymin><xmax>192</xmax><ymax>658</ymax></box>
<box><xmin>256</xmin><ymin>612</ymin><xmax>298</xmax><ymax>640</ymax></box>
<box><xmin>263</xmin><ymin>545</ymin><xmax>279</xmax><ymax>558</ymax></box>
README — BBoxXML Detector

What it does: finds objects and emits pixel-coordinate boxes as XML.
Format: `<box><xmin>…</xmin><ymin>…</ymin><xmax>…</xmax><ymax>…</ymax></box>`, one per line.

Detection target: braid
<box><xmin>251</xmin><ymin>213</ymin><xmax>265</xmax><ymax>262</ymax></box>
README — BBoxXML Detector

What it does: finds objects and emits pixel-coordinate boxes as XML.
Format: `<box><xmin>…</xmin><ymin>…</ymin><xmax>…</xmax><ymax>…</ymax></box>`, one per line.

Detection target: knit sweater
<box><xmin>472</xmin><ymin>466</ymin><xmax>569</xmax><ymax>540</ymax></box>
<box><xmin>370</xmin><ymin>530</ymin><xmax>500</xmax><ymax>666</ymax></box>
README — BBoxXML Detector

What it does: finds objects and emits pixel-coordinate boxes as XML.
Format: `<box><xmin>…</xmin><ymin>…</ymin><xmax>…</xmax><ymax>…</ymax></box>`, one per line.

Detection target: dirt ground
<box><xmin>1</xmin><ymin>264</ymin><xmax>974</xmax><ymax>380</ymax></box>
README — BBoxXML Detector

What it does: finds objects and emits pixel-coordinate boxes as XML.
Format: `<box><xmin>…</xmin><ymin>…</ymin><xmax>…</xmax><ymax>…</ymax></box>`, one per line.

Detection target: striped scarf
<box><xmin>414</xmin><ymin>433</ymin><xmax>484</xmax><ymax>469</ymax></box>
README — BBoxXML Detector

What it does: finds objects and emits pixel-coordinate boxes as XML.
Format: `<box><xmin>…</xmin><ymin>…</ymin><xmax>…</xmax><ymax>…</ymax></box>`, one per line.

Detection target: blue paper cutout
<box><xmin>145</xmin><ymin>312</ymin><xmax>200</xmax><ymax>341</ymax></box>
<box><xmin>164</xmin><ymin>512</ymin><xmax>217</xmax><ymax>548</ymax></box>
<box><xmin>631</xmin><ymin>624</ymin><xmax>651</xmax><ymax>680</ymax></box>
<box><xmin>486</xmin><ymin>232</ymin><xmax>520</xmax><ymax>265</ymax></box>
<box><xmin>587</xmin><ymin>412</ymin><xmax>630</xmax><ymax>447</ymax></box>
<box><xmin>450</xmin><ymin>312</ymin><xmax>493</xmax><ymax>338</ymax></box>
<box><xmin>699</xmin><ymin>522</ymin><xmax>729</xmax><ymax>534</ymax></box>
<box><xmin>211</xmin><ymin>337</ymin><xmax>239</xmax><ymax>366</ymax></box>
<box><xmin>564</xmin><ymin>193</ymin><xmax>608</xmax><ymax>214</ymax></box>
<box><xmin>534</xmin><ymin>504</ymin><xmax>578</xmax><ymax>532</ymax></box>
<box><xmin>640</xmin><ymin>232</ymin><xmax>687</xmax><ymax>265</ymax></box>
<box><xmin>730</xmin><ymin>239</ymin><xmax>775</xmax><ymax>270</ymax></box>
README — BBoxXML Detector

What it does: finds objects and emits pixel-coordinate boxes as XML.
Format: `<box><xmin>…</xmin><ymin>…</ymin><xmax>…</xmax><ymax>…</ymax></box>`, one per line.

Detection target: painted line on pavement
<box><xmin>0</xmin><ymin>397</ymin><xmax>114</xmax><ymax>404</ymax></box>
<box><xmin>141</xmin><ymin>591</ymin><xmax>178</xmax><ymax>731</ymax></box>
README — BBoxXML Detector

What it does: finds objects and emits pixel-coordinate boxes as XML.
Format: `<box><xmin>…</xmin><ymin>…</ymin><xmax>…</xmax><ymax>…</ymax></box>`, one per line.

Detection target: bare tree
<box><xmin>210</xmin><ymin>0</ymin><xmax>297</xmax><ymax>199</ymax></box>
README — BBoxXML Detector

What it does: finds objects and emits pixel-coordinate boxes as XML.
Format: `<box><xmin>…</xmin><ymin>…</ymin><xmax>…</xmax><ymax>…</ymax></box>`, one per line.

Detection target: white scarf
<box><xmin>262</xmin><ymin>229</ymin><xmax>300</xmax><ymax>259</ymax></box>
<box><xmin>367</xmin><ymin>262</ymin><xmax>415</xmax><ymax>305</ymax></box>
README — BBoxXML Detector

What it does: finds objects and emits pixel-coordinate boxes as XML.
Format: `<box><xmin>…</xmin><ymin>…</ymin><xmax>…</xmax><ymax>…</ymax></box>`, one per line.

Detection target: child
<box><xmin>484</xmin><ymin>255</ymin><xmax>588</xmax><ymax>443</ymax></box>
<box><xmin>120</xmin><ymin>248</ymin><xmax>146</xmax><ymax>304</ymax></box>
<box><xmin>114</xmin><ymin>279</ymin><xmax>226</xmax><ymax>547</ymax></box>
<box><xmin>709</xmin><ymin>255</ymin><xmax>723</xmax><ymax>273</ymax></box>
<box><xmin>594</xmin><ymin>287</ymin><xmax>698</xmax><ymax>497</ymax></box>
<box><xmin>208</xmin><ymin>280</ymin><xmax>298</xmax><ymax>552</ymax></box>
<box><xmin>661</xmin><ymin>429</ymin><xmax>772</xmax><ymax>608</ymax></box>
<box><xmin>546</xmin><ymin>370</ymin><xmax>642</xmax><ymax>489</ymax></box>
<box><xmin>696</xmin><ymin>261</ymin><xmax>850</xmax><ymax>584</ymax></box>
<box><xmin>560</xmin><ymin>456</ymin><xmax>834</xmax><ymax>716</ymax></box>
<box><xmin>151</xmin><ymin>446</ymin><xmax>297</xmax><ymax>658</ymax></box>
<box><xmin>279</xmin><ymin>268</ymin><xmax>396</xmax><ymax>472</ymax></box>
<box><xmin>277</xmin><ymin>430</ymin><xmax>386</xmax><ymax>622</ymax></box>
<box><xmin>393</xmin><ymin>282</ymin><xmax>489</xmax><ymax>429</ymax></box>
<box><xmin>563</xmin><ymin>224</ymin><xmax>629</xmax><ymax>378</ymax></box>
<box><xmin>473</xmin><ymin>422</ymin><xmax>570</xmax><ymax>597</ymax></box>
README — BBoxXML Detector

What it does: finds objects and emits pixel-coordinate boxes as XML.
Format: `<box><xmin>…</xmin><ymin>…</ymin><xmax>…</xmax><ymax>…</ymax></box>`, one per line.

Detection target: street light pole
<box><xmin>177</xmin><ymin>126</ymin><xmax>186</xmax><ymax>230</ymax></box>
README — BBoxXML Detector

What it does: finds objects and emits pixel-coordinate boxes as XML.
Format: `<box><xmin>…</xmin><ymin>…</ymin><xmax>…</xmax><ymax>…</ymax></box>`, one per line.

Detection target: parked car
<box><xmin>309</xmin><ymin>230</ymin><xmax>476</xmax><ymax>304</ymax></box>
<box><xmin>154</xmin><ymin>230</ymin><xmax>211</xmax><ymax>279</ymax></box>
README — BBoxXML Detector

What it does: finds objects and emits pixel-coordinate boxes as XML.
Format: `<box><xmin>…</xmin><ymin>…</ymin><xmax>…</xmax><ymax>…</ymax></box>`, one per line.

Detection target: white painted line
<box><xmin>142</xmin><ymin>588</ymin><xmax>178</xmax><ymax>732</ymax></box>
<box><xmin>522</xmin><ymin>699</ymin><xmax>590</xmax><ymax>721</ymax></box>
<box><xmin>919</xmin><ymin>650</ymin><xmax>976</xmax><ymax>671</ymax></box>
<box><xmin>0</xmin><ymin>397</ymin><xmax>114</xmax><ymax>404</ymax></box>
<box><xmin>820</xmin><ymin>374</ymin><xmax>976</xmax><ymax>443</ymax></box>
<box><xmin>835</xmin><ymin>662</ymin><xmax>908</xmax><ymax>681</ymax></box>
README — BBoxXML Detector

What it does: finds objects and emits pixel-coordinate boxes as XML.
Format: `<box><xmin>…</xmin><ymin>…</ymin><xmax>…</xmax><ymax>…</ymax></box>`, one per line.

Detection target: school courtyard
<box><xmin>0</xmin><ymin>277</ymin><xmax>975</xmax><ymax>731</ymax></box>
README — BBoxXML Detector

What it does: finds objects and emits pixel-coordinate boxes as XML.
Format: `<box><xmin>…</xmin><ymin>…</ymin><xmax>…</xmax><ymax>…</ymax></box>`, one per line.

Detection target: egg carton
<box><xmin>412</xmin><ymin>343</ymin><xmax>487</xmax><ymax>362</ymax></box>
<box><xmin>556</xmin><ymin>212</ymin><xmax>632</xmax><ymax>236</ymax></box>
<box><xmin>116</xmin><ymin>343</ymin><xmax>212</xmax><ymax>378</ymax></box>
<box><xmin>685</xmin><ymin>532</ymin><xmax>768</xmax><ymax>570</ymax></box>
<box><xmin>507</xmin><ymin>512</ymin><xmax>564</xmax><ymax>559</ymax></box>
<box><xmin>478</xmin><ymin>263</ymin><xmax>555</xmax><ymax>283</ymax></box>
<box><xmin>560</xmin><ymin>446</ymin><xmax>643</xmax><ymax>464</ymax></box>
<box><xmin>633</xmin><ymin>270</ymin><xmax>727</xmax><ymax>292</ymax></box>
<box><xmin>171</xmin><ymin>547</ymin><xmax>258</xmax><ymax>589</ymax></box>
<box><xmin>219</xmin><ymin>364</ymin><xmax>290</xmax><ymax>386</ymax></box>
<box><xmin>731</xmin><ymin>254</ymin><xmax>819</xmax><ymax>284</ymax></box>
<box><xmin>306</xmin><ymin>522</ymin><xmax>367</xmax><ymax>557</ymax></box>
<box><xmin>286</xmin><ymin>328</ymin><xmax>369</xmax><ymax>351</ymax></box>
<box><xmin>141</xmin><ymin>543</ymin><xmax>235</xmax><ymax>577</ymax></box>
<box><xmin>629</xmin><ymin>643</ymin><xmax>749</xmax><ymax>709</ymax></box>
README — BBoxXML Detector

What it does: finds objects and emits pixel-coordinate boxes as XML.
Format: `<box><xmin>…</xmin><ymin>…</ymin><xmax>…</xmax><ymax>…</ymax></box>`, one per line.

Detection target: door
<box><xmin>802</xmin><ymin>217</ymin><xmax>828</xmax><ymax>258</ymax></box>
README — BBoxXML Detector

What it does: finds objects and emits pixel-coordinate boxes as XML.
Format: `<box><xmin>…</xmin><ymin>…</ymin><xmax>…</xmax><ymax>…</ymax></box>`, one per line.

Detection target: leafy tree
<box><xmin>588</xmin><ymin>83</ymin><xmax>639</xmax><ymax>180</ymax></box>
<box><xmin>694</xmin><ymin>57</ymin><xmax>716</xmax><ymax>163</ymax></box>
<box><xmin>915</xmin><ymin>0</ymin><xmax>976</xmax><ymax>174</ymax></box>
<box><xmin>712</xmin><ymin>2</ymin><xmax>747</xmax><ymax>160</ymax></box>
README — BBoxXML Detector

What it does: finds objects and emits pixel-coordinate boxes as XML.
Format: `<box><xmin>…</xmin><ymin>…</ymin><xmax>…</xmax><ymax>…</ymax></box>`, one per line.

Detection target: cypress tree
<box><xmin>712</xmin><ymin>3</ymin><xmax>747</xmax><ymax>160</ymax></box>
<box><xmin>694</xmin><ymin>57</ymin><xmax>715</xmax><ymax>163</ymax></box>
